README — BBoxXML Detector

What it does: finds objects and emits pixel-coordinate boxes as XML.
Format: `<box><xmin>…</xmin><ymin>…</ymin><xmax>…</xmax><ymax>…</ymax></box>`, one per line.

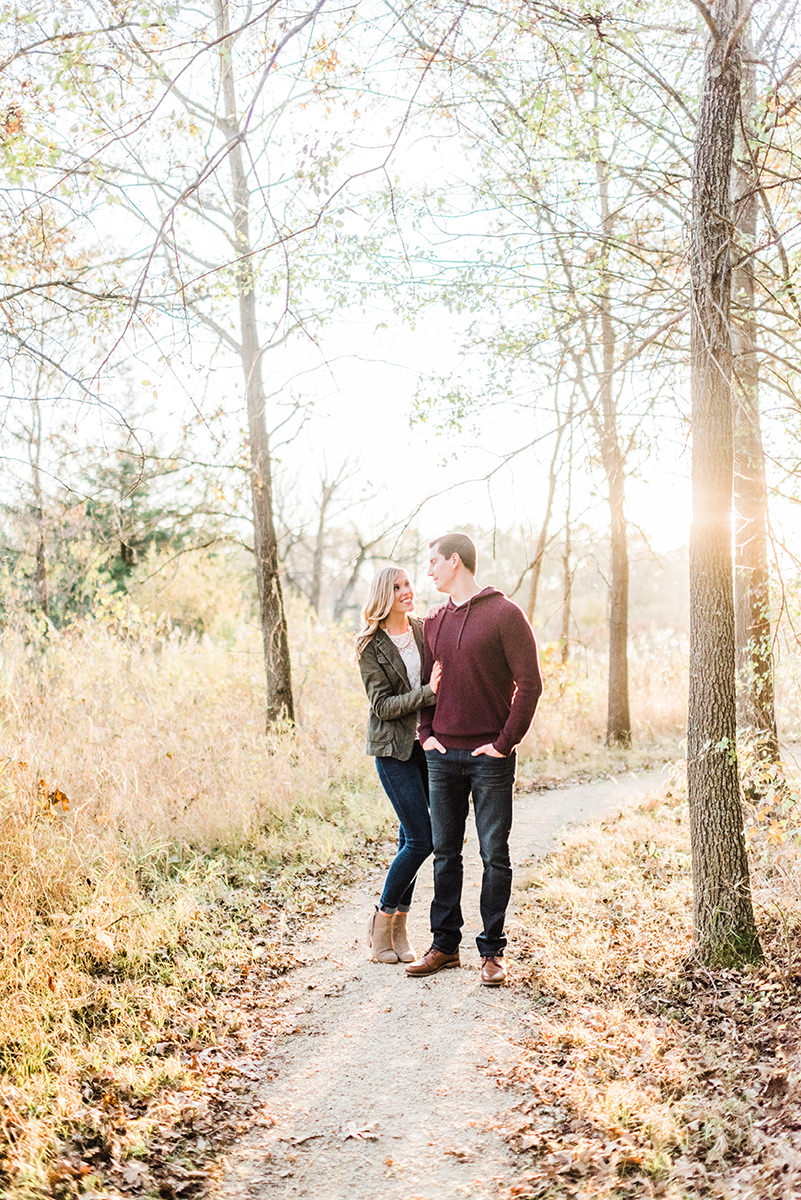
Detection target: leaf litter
<box><xmin>18</xmin><ymin>771</ymin><xmax>801</xmax><ymax>1200</ymax></box>
<box><xmin>492</xmin><ymin>784</ymin><xmax>801</xmax><ymax>1199</ymax></box>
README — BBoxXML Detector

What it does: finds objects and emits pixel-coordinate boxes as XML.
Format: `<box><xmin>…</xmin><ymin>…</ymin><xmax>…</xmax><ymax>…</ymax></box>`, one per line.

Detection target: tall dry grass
<box><xmin>522</xmin><ymin>636</ymin><xmax>687</xmax><ymax>780</ymax></box>
<box><xmin>0</xmin><ymin>583</ymin><xmax>690</xmax><ymax>1192</ymax></box>
<box><xmin>1</xmin><ymin>599</ymin><xmax>377</xmax><ymax>855</ymax></box>
<box><xmin>0</xmin><ymin>597</ymin><xmax>388</xmax><ymax>1191</ymax></box>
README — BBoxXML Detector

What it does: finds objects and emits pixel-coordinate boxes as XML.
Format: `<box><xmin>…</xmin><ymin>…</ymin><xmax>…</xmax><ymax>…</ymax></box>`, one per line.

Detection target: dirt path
<box><xmin>211</xmin><ymin>769</ymin><xmax>665</xmax><ymax>1200</ymax></box>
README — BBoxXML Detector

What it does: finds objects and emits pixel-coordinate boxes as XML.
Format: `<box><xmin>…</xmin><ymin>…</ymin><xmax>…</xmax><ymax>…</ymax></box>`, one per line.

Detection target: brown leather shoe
<box><xmin>480</xmin><ymin>956</ymin><xmax>507</xmax><ymax>986</ymax></box>
<box><xmin>405</xmin><ymin>945</ymin><xmax>460</xmax><ymax>977</ymax></box>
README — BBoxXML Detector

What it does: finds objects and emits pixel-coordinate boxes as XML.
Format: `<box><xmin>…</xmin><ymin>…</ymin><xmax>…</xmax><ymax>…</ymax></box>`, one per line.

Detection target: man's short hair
<box><xmin>430</xmin><ymin>532</ymin><xmax>477</xmax><ymax>574</ymax></box>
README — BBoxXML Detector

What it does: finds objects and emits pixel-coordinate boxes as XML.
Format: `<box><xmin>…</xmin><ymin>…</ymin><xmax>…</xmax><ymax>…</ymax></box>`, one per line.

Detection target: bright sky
<box><xmin>260</xmin><ymin>303</ymin><xmax>695</xmax><ymax>555</ymax></box>
<box><xmin>3</xmin><ymin>0</ymin><xmax>702</xmax><ymax>567</ymax></box>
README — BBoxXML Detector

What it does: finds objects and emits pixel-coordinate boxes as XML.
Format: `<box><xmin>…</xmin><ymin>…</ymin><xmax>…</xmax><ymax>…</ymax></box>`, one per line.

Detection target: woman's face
<box><xmin>389</xmin><ymin>570</ymin><xmax>414</xmax><ymax>617</ymax></box>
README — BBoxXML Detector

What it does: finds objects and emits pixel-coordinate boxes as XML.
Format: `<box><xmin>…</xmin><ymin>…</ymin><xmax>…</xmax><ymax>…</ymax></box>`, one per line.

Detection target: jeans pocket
<box><xmin>473</xmin><ymin>753</ymin><xmax>517</xmax><ymax>781</ymax></box>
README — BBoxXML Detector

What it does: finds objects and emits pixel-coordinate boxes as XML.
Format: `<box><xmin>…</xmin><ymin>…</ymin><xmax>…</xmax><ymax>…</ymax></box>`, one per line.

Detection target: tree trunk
<box><xmin>310</xmin><ymin>479</ymin><xmax>335</xmax><ymax>616</ymax></box>
<box><xmin>732</xmin><ymin>29</ymin><xmax>779</xmax><ymax>759</ymax></box>
<box><xmin>526</xmin><ymin>422</ymin><xmax>562</xmax><ymax>623</ymax></box>
<box><xmin>559</xmin><ymin>535</ymin><xmax>573</xmax><ymax>667</ymax></box>
<box><xmin>29</xmin><ymin>397</ymin><xmax>48</xmax><ymax>617</ymax></box>
<box><xmin>560</xmin><ymin>528</ymin><xmax>572</xmax><ymax>669</ymax></box>
<box><xmin>688</xmin><ymin>0</ymin><xmax>760</xmax><ymax>965</ymax></box>
<box><xmin>217</xmin><ymin>0</ymin><xmax>294</xmax><ymax>724</ymax></box>
<box><xmin>333</xmin><ymin>539</ymin><xmax>374</xmax><ymax>625</ymax></box>
<box><xmin>560</xmin><ymin>419</ymin><xmax>574</xmax><ymax>666</ymax></box>
<box><xmin>596</xmin><ymin>155</ymin><xmax>631</xmax><ymax>748</ymax></box>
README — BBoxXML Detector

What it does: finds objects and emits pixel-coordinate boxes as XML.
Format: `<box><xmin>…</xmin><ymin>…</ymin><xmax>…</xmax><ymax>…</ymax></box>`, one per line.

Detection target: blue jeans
<box><xmin>375</xmin><ymin>742</ymin><xmax>433</xmax><ymax>913</ymax></box>
<box><xmin>425</xmin><ymin>748</ymin><xmax>516</xmax><ymax>957</ymax></box>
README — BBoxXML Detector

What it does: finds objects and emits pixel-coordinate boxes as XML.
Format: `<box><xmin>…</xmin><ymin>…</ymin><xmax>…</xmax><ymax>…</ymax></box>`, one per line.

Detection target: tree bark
<box><xmin>541</xmin><ymin>164</ymin><xmax>632</xmax><ymax>742</ymax></box>
<box><xmin>29</xmin><ymin>395</ymin><xmax>48</xmax><ymax>618</ymax></box>
<box><xmin>560</xmin><ymin>464</ymin><xmax>573</xmax><ymax>667</ymax></box>
<box><xmin>217</xmin><ymin>0</ymin><xmax>294</xmax><ymax>724</ymax></box>
<box><xmin>526</xmin><ymin>422</ymin><xmax>563</xmax><ymax>623</ymax></box>
<box><xmin>688</xmin><ymin>0</ymin><xmax>760</xmax><ymax>965</ymax></box>
<box><xmin>310</xmin><ymin>478</ymin><xmax>335</xmax><ymax>616</ymax></box>
<box><xmin>596</xmin><ymin>155</ymin><xmax>631</xmax><ymax>748</ymax></box>
<box><xmin>732</xmin><ymin>28</ymin><xmax>779</xmax><ymax>758</ymax></box>
<box><xmin>559</xmin><ymin>529</ymin><xmax>573</xmax><ymax>666</ymax></box>
<box><xmin>333</xmin><ymin>540</ymin><xmax>371</xmax><ymax>625</ymax></box>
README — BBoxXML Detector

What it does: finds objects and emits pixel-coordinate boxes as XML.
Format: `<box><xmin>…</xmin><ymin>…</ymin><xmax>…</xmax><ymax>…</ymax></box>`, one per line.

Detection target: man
<box><xmin>407</xmin><ymin>532</ymin><xmax>542</xmax><ymax>986</ymax></box>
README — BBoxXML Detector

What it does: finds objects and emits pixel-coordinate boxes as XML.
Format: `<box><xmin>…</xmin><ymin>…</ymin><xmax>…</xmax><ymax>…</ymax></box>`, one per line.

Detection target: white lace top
<box><xmin>388</xmin><ymin>630</ymin><xmax>421</xmax><ymax>690</ymax></box>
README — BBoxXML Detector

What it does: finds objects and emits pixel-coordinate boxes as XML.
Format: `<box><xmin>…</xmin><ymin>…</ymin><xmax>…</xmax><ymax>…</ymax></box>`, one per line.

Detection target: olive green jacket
<box><xmin>358</xmin><ymin>617</ymin><xmax>435</xmax><ymax>760</ymax></box>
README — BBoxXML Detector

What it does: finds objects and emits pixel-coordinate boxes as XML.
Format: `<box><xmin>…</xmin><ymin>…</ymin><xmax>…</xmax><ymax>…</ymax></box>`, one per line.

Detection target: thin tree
<box><xmin>560</xmin><ymin>421</ymin><xmax>576</xmax><ymax>667</ymax></box>
<box><xmin>28</xmin><ymin>391</ymin><xmax>48</xmax><ymax>618</ymax></box>
<box><xmin>215</xmin><ymin>0</ymin><xmax>293</xmax><ymax>721</ymax></box>
<box><xmin>688</xmin><ymin>0</ymin><xmax>760</xmax><ymax>965</ymax></box>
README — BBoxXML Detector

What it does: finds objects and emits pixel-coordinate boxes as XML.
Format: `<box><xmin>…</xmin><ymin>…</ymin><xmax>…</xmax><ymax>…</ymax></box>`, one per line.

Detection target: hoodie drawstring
<box><xmin>431</xmin><ymin>594</ymin><xmax>480</xmax><ymax>656</ymax></box>
<box><xmin>456</xmin><ymin>597</ymin><xmax>473</xmax><ymax>648</ymax></box>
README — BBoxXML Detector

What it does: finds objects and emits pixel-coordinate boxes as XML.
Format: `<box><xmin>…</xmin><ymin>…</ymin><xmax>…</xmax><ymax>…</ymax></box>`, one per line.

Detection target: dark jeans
<box><xmin>375</xmin><ymin>742</ymin><xmax>433</xmax><ymax>912</ymax></box>
<box><xmin>425</xmin><ymin>748</ymin><xmax>517</xmax><ymax>957</ymax></box>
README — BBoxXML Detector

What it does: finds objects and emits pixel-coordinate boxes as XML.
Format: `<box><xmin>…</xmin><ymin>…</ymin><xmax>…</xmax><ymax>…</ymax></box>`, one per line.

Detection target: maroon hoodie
<box><xmin>418</xmin><ymin>587</ymin><xmax>543</xmax><ymax>756</ymax></box>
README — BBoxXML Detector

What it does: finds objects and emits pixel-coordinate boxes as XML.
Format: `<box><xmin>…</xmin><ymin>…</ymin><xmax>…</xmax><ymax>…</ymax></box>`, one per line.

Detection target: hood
<box><xmin>431</xmin><ymin>586</ymin><xmax>505</xmax><ymax>652</ymax></box>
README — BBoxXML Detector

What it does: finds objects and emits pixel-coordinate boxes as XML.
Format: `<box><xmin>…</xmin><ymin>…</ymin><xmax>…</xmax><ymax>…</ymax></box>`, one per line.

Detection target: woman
<box><xmin>356</xmin><ymin>565</ymin><xmax>440</xmax><ymax>964</ymax></box>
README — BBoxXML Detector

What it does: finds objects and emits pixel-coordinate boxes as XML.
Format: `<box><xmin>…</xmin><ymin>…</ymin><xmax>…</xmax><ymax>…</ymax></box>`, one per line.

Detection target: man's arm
<box><xmin>492</xmin><ymin>605</ymin><xmax>543</xmax><ymax>756</ymax></box>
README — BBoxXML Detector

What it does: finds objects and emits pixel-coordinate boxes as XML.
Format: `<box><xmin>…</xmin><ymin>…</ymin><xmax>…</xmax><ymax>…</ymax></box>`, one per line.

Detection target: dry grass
<box><xmin>0</xmin><ymin>599</ymin><xmax>388</xmax><ymax>1194</ymax></box>
<box><xmin>522</xmin><ymin>639</ymin><xmax>687</xmax><ymax>783</ymax></box>
<box><xmin>0</xmin><ymin>585</ymin><xmax>694</xmax><ymax>1195</ymax></box>
<box><xmin>1</xmin><ymin>600</ymin><xmax>373</xmax><ymax>855</ymax></box>
<box><xmin>505</xmin><ymin>761</ymin><xmax>801</xmax><ymax>1199</ymax></box>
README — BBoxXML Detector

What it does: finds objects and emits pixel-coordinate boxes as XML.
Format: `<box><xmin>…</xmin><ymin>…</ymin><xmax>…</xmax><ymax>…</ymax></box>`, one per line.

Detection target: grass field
<box><xmin>0</xmin><ymin>607</ymin><xmax>386</xmax><ymax>1193</ymax></box>
<box><xmin>1</xmin><ymin>595</ymin><xmax>796</xmax><ymax>1196</ymax></box>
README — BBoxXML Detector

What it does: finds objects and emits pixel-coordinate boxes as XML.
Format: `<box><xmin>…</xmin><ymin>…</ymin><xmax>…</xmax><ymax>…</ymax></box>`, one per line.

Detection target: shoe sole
<box><xmin>480</xmin><ymin>976</ymin><xmax>506</xmax><ymax>986</ymax></box>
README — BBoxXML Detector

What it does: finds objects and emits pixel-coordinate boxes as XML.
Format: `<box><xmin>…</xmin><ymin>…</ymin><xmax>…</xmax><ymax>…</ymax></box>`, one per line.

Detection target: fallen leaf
<box><xmin>121</xmin><ymin>1160</ymin><xmax>150</xmax><ymax>1186</ymax></box>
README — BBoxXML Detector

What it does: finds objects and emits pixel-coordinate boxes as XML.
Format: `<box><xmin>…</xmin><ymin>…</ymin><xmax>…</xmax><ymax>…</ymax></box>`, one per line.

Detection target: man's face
<box><xmin>428</xmin><ymin>547</ymin><xmax>459</xmax><ymax>594</ymax></box>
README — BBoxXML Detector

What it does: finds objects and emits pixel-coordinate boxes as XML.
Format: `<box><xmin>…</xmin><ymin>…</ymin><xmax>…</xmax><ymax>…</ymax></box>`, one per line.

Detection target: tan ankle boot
<box><xmin>367</xmin><ymin>907</ymin><xmax>398</xmax><ymax>963</ymax></box>
<box><xmin>391</xmin><ymin>911</ymin><xmax>416</xmax><ymax>963</ymax></box>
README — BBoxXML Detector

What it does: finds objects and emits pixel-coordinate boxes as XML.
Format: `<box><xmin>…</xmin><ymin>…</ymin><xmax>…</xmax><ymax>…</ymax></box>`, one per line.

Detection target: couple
<box><xmin>355</xmin><ymin>532</ymin><xmax>543</xmax><ymax>986</ymax></box>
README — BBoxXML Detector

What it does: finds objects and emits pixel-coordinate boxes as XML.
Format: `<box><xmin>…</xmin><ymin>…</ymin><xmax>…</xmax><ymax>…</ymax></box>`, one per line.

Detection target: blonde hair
<box><xmin>355</xmin><ymin>565</ymin><xmax>408</xmax><ymax>659</ymax></box>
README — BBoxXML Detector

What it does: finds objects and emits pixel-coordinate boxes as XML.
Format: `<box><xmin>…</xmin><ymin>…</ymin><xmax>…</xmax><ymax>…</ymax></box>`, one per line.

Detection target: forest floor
<box><xmin>49</xmin><ymin>759</ymin><xmax>801</xmax><ymax>1200</ymax></box>
<box><xmin>201</xmin><ymin>771</ymin><xmax>664</xmax><ymax>1200</ymax></box>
